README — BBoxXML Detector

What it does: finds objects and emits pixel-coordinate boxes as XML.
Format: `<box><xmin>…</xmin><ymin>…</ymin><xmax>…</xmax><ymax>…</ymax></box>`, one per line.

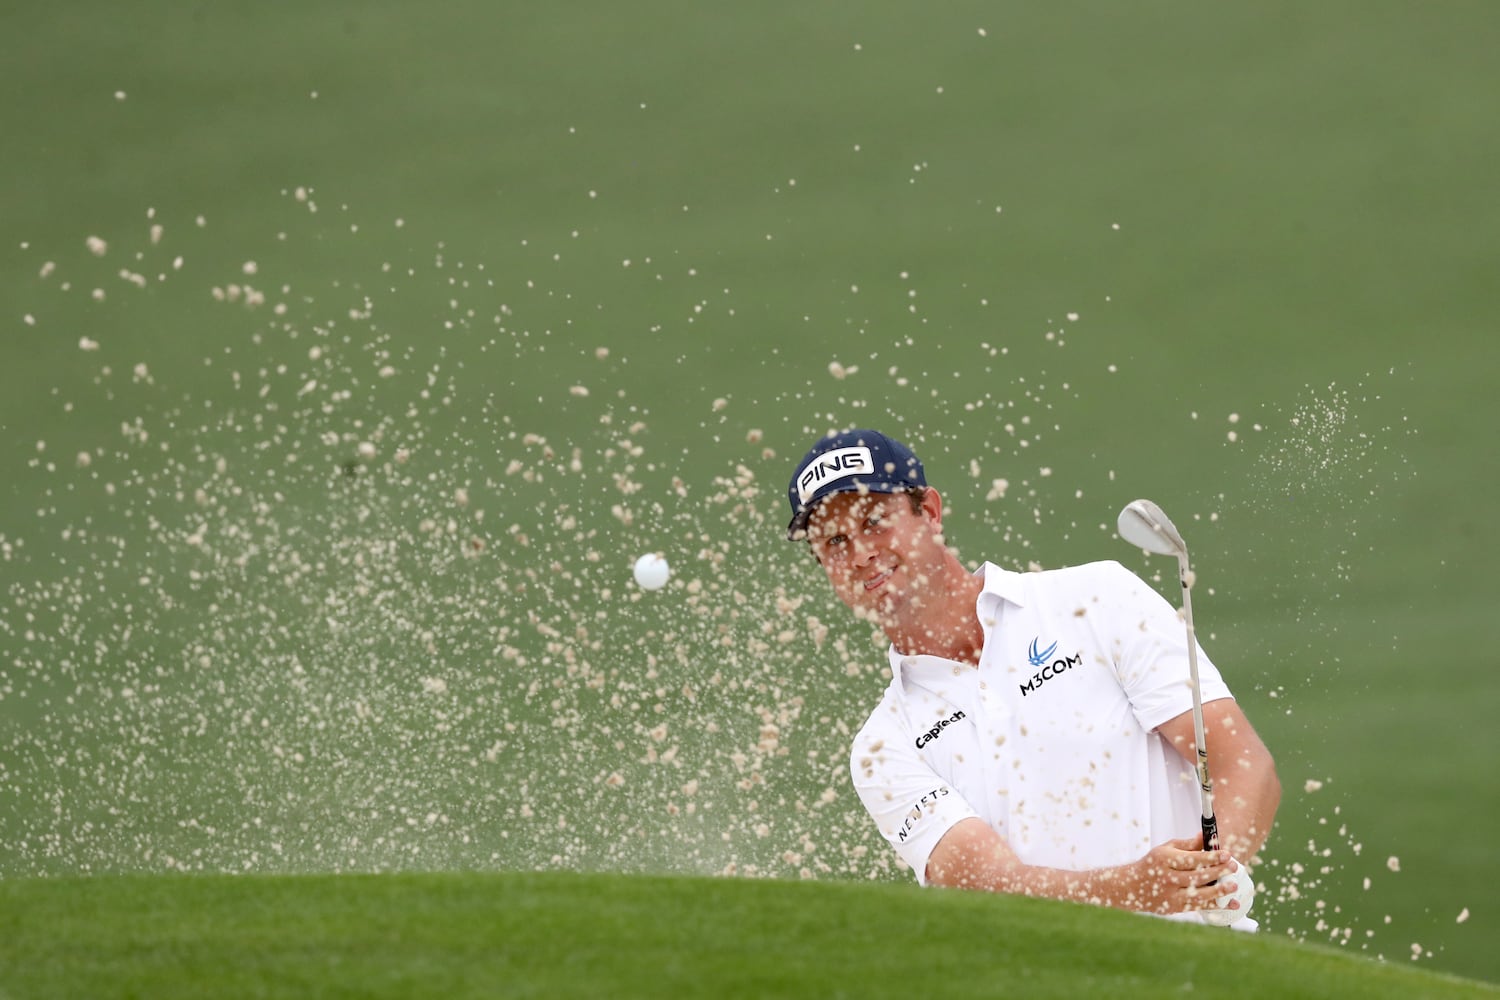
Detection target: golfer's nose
<box><xmin>849</xmin><ymin>532</ymin><xmax>878</xmax><ymax>564</ymax></box>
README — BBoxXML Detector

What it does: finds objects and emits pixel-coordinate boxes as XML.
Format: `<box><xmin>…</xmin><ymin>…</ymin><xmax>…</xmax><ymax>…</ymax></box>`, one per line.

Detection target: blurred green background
<box><xmin>2</xmin><ymin>0</ymin><xmax>1496</xmax><ymax>985</ymax></box>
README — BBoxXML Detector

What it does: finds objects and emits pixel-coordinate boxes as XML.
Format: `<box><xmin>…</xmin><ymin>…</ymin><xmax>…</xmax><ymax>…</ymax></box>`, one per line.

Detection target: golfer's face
<box><xmin>805</xmin><ymin>491</ymin><xmax>937</xmax><ymax>620</ymax></box>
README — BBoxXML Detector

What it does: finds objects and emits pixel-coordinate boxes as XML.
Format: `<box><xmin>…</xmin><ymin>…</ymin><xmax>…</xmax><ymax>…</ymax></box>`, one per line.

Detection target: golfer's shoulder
<box><xmin>847</xmin><ymin>676</ymin><xmax>910</xmax><ymax>765</ymax></box>
<box><xmin>1011</xmin><ymin>561</ymin><xmax>1158</xmax><ymax>625</ymax></box>
<box><xmin>1025</xmin><ymin>559</ymin><xmax>1138</xmax><ymax>593</ymax></box>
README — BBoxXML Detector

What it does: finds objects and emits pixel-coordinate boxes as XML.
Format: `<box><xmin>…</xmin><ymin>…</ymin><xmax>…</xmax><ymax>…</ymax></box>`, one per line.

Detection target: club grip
<box><xmin>1202</xmin><ymin>814</ymin><xmax>1220</xmax><ymax>854</ymax></box>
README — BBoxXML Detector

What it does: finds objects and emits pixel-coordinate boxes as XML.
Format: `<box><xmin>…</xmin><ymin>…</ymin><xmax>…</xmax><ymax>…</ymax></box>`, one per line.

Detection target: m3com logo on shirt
<box><xmin>1021</xmin><ymin>637</ymin><xmax>1082</xmax><ymax>697</ymax></box>
<box><xmin>1027</xmin><ymin>637</ymin><xmax>1058</xmax><ymax>667</ymax></box>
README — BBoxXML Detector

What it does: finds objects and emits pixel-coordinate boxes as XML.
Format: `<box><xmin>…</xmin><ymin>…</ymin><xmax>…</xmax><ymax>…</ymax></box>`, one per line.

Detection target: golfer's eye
<box><xmin>824</xmin><ymin>534</ymin><xmax>848</xmax><ymax>552</ymax></box>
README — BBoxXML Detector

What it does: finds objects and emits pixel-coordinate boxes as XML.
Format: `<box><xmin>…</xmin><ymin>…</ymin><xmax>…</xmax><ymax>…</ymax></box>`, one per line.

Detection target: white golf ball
<box><xmin>632</xmin><ymin>553</ymin><xmax>670</xmax><ymax>591</ymax></box>
<box><xmin>1201</xmin><ymin>866</ymin><xmax>1256</xmax><ymax>927</ymax></box>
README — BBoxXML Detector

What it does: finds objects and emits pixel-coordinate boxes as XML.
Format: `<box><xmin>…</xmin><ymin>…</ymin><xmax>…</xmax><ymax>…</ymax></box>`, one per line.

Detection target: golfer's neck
<box><xmin>887</xmin><ymin>573</ymin><xmax>984</xmax><ymax>665</ymax></box>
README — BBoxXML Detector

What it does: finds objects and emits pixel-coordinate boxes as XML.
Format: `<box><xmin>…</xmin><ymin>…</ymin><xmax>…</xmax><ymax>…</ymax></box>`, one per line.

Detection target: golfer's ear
<box><xmin>921</xmin><ymin>487</ymin><xmax>944</xmax><ymax>525</ymax></box>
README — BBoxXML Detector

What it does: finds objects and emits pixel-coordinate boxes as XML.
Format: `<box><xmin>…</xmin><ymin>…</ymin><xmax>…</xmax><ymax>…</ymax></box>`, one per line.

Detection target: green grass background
<box><xmin>2</xmin><ymin>0</ymin><xmax>1497</xmax><ymax>990</ymax></box>
<box><xmin>3</xmin><ymin>871</ymin><xmax>1498</xmax><ymax>1000</ymax></box>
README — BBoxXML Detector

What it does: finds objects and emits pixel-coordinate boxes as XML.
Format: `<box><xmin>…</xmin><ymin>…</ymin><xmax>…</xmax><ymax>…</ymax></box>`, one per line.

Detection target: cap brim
<box><xmin>785</xmin><ymin>480</ymin><xmax>909</xmax><ymax>541</ymax></box>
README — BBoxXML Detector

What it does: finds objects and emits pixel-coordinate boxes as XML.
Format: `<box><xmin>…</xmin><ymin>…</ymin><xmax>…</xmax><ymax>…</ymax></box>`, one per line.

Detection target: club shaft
<box><xmin>1178</xmin><ymin>553</ymin><xmax>1219</xmax><ymax>852</ymax></box>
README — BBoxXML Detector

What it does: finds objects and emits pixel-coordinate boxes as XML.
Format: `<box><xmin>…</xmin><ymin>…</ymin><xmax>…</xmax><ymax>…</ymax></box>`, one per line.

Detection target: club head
<box><xmin>1117</xmin><ymin>499</ymin><xmax>1188</xmax><ymax>558</ymax></box>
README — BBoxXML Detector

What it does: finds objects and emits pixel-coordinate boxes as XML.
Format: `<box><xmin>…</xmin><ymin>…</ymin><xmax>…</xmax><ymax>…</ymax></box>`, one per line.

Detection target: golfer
<box><xmin>787</xmin><ymin>429</ymin><xmax>1281</xmax><ymax>923</ymax></box>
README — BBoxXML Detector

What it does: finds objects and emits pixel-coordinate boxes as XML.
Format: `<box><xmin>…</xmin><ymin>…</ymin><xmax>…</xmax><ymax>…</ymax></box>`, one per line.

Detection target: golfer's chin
<box><xmin>846</xmin><ymin>581</ymin><xmax>908</xmax><ymax>624</ymax></box>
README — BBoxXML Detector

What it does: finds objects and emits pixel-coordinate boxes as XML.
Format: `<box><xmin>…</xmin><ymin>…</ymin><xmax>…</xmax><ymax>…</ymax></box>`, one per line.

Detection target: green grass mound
<box><xmin>1</xmin><ymin>871</ymin><xmax>1494</xmax><ymax>999</ymax></box>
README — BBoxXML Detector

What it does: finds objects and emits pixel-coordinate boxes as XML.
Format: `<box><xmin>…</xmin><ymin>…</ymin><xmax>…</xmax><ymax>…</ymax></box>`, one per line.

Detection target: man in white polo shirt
<box><xmin>787</xmin><ymin>429</ymin><xmax>1281</xmax><ymax>924</ymax></box>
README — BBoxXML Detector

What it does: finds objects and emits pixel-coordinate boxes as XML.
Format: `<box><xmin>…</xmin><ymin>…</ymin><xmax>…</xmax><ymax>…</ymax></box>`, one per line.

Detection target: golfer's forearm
<box><xmin>996</xmin><ymin>862</ymin><xmax>1146</xmax><ymax>911</ymax></box>
<box><xmin>1215</xmin><ymin>766</ymin><xmax>1281</xmax><ymax>863</ymax></box>
<box><xmin>1191</xmin><ymin>701</ymin><xmax>1282</xmax><ymax>864</ymax></box>
<box><xmin>928</xmin><ymin>847</ymin><xmax>1143</xmax><ymax>911</ymax></box>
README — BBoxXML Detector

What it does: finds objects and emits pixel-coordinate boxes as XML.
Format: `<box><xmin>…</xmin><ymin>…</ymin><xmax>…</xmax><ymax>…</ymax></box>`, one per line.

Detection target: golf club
<box><xmin>1117</xmin><ymin>499</ymin><xmax>1220</xmax><ymax>856</ymax></box>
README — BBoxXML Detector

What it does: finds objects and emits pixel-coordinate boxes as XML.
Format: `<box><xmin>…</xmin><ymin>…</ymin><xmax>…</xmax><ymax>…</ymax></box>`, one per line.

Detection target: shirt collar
<box><xmin>977</xmin><ymin>561</ymin><xmax>1028</xmax><ymax>608</ymax></box>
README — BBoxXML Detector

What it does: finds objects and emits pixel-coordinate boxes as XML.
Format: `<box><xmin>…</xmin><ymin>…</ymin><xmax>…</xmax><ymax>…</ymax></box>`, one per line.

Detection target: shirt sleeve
<box><xmin>1087</xmin><ymin>560</ymin><xmax>1233</xmax><ymax>733</ymax></box>
<box><xmin>849</xmin><ymin>700</ymin><xmax>980</xmax><ymax>886</ymax></box>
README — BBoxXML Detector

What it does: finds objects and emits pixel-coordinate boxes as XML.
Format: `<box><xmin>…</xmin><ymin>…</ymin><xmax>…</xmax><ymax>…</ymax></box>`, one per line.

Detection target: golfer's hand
<box><xmin>1131</xmin><ymin>837</ymin><xmax>1240</xmax><ymax>914</ymax></box>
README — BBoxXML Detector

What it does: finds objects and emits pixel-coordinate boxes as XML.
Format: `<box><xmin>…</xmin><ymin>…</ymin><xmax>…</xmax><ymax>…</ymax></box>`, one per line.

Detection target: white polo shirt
<box><xmin>850</xmin><ymin>559</ymin><xmax>1233</xmax><ymax>890</ymax></box>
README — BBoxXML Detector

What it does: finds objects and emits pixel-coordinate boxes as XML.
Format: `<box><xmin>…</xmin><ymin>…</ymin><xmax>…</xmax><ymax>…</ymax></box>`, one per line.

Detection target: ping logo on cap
<box><xmin>797</xmin><ymin>446</ymin><xmax>874</xmax><ymax>503</ymax></box>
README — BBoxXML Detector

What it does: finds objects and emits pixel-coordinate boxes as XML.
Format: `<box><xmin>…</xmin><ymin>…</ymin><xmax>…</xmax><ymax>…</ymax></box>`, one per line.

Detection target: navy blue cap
<box><xmin>786</xmin><ymin>429</ymin><xmax>926</xmax><ymax>539</ymax></box>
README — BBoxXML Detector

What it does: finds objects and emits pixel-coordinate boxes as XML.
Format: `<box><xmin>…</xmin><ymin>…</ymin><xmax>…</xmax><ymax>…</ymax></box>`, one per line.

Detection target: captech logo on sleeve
<box><xmin>796</xmin><ymin>446</ymin><xmax>874</xmax><ymax>503</ymax></box>
<box><xmin>914</xmin><ymin>709</ymin><xmax>966</xmax><ymax>750</ymax></box>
